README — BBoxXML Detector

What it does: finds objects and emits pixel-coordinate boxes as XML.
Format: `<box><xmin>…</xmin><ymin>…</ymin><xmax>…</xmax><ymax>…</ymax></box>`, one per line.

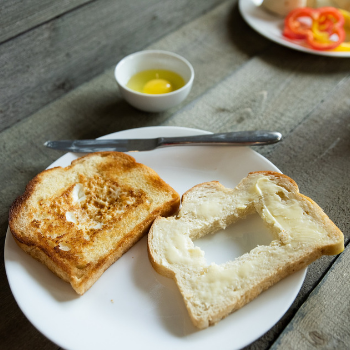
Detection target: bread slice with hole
<box><xmin>9</xmin><ymin>151</ymin><xmax>180</xmax><ymax>295</ymax></box>
<box><xmin>148</xmin><ymin>171</ymin><xmax>344</xmax><ymax>329</ymax></box>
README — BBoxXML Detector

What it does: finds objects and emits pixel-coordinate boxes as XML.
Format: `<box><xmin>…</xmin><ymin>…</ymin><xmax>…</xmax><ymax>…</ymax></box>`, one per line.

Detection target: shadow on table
<box><xmin>62</xmin><ymin>91</ymin><xmax>175</xmax><ymax>142</ymax></box>
<box><xmin>226</xmin><ymin>2</ymin><xmax>271</xmax><ymax>58</ymax></box>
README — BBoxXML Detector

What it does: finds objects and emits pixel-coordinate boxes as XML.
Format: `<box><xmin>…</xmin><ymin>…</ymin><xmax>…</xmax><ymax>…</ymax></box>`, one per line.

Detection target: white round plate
<box><xmin>239</xmin><ymin>0</ymin><xmax>350</xmax><ymax>57</ymax></box>
<box><xmin>5</xmin><ymin>126</ymin><xmax>306</xmax><ymax>350</ymax></box>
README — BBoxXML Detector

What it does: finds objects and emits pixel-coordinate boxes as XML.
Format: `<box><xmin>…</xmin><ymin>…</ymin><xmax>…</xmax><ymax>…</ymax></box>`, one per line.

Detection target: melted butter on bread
<box><xmin>164</xmin><ymin>230</ymin><xmax>204</xmax><ymax>266</ymax></box>
<box><xmin>194</xmin><ymin>201</ymin><xmax>223</xmax><ymax>219</ymax></box>
<box><xmin>31</xmin><ymin>174</ymin><xmax>144</xmax><ymax>264</ymax></box>
<box><xmin>10</xmin><ymin>152</ymin><xmax>180</xmax><ymax>294</ymax></box>
<box><xmin>66</xmin><ymin>211</ymin><xmax>77</xmax><ymax>224</ymax></box>
<box><xmin>148</xmin><ymin>171</ymin><xmax>344</xmax><ymax>329</ymax></box>
<box><xmin>255</xmin><ymin>177</ymin><xmax>324</xmax><ymax>246</ymax></box>
<box><xmin>72</xmin><ymin>183</ymin><xmax>86</xmax><ymax>203</ymax></box>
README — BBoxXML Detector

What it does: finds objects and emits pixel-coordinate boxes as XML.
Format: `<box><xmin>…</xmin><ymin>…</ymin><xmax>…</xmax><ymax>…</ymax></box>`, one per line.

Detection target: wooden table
<box><xmin>1</xmin><ymin>0</ymin><xmax>349</xmax><ymax>348</ymax></box>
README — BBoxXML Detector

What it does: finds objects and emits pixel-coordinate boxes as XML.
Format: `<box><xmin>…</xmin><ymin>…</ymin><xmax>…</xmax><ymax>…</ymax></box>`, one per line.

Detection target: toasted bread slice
<box><xmin>9</xmin><ymin>151</ymin><xmax>180</xmax><ymax>295</ymax></box>
<box><xmin>148</xmin><ymin>171</ymin><xmax>344</xmax><ymax>329</ymax></box>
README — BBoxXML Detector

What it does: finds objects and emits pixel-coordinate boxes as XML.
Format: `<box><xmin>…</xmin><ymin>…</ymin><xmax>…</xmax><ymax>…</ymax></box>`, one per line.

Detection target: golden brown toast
<box><xmin>9</xmin><ymin>151</ymin><xmax>180</xmax><ymax>294</ymax></box>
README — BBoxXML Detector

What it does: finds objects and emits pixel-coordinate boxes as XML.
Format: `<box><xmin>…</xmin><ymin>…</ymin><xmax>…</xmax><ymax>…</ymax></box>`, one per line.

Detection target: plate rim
<box><xmin>239</xmin><ymin>0</ymin><xmax>350</xmax><ymax>58</ymax></box>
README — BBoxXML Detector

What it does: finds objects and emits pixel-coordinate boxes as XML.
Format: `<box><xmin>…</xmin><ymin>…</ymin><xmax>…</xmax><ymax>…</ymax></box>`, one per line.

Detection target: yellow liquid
<box><xmin>126</xmin><ymin>69</ymin><xmax>185</xmax><ymax>94</ymax></box>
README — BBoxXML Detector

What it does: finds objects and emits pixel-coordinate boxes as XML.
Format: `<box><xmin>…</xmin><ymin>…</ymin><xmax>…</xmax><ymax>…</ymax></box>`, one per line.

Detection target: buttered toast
<box><xmin>9</xmin><ymin>151</ymin><xmax>180</xmax><ymax>295</ymax></box>
<box><xmin>148</xmin><ymin>171</ymin><xmax>344</xmax><ymax>329</ymax></box>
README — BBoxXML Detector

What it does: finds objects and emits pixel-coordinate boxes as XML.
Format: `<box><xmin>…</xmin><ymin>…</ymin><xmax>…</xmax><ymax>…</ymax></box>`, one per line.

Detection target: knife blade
<box><xmin>44</xmin><ymin>131</ymin><xmax>282</xmax><ymax>153</ymax></box>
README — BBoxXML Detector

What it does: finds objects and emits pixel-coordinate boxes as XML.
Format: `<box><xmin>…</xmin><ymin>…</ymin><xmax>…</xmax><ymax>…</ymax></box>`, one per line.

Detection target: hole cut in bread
<box><xmin>148</xmin><ymin>171</ymin><xmax>344</xmax><ymax>329</ymax></box>
<box><xmin>195</xmin><ymin>213</ymin><xmax>274</xmax><ymax>265</ymax></box>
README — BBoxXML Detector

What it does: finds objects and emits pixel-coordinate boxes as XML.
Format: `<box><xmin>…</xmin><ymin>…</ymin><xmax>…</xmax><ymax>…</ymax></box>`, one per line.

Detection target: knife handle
<box><xmin>158</xmin><ymin>131</ymin><xmax>282</xmax><ymax>147</ymax></box>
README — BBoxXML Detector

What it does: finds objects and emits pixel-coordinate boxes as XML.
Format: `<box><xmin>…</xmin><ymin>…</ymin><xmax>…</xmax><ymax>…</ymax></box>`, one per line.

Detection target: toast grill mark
<box><xmin>29</xmin><ymin>174</ymin><xmax>149</xmax><ymax>263</ymax></box>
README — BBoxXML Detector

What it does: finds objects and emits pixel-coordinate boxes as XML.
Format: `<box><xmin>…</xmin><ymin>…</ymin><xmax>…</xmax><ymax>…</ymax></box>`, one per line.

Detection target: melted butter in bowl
<box><xmin>114</xmin><ymin>50</ymin><xmax>194</xmax><ymax>112</ymax></box>
<box><xmin>127</xmin><ymin>69</ymin><xmax>185</xmax><ymax>95</ymax></box>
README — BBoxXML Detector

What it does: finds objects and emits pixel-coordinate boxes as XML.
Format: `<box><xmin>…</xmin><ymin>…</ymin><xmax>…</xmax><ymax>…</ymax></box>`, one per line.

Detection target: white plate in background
<box><xmin>239</xmin><ymin>0</ymin><xmax>350</xmax><ymax>57</ymax></box>
<box><xmin>5</xmin><ymin>126</ymin><xmax>306</xmax><ymax>350</ymax></box>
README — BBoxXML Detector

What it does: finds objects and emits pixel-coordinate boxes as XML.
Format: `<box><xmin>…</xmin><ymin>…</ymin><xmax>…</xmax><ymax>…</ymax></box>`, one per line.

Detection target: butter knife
<box><xmin>44</xmin><ymin>131</ymin><xmax>282</xmax><ymax>152</ymax></box>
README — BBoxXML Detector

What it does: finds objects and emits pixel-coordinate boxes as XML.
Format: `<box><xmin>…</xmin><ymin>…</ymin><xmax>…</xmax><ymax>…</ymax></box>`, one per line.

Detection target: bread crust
<box><xmin>148</xmin><ymin>171</ymin><xmax>344</xmax><ymax>328</ymax></box>
<box><xmin>9</xmin><ymin>151</ymin><xmax>180</xmax><ymax>295</ymax></box>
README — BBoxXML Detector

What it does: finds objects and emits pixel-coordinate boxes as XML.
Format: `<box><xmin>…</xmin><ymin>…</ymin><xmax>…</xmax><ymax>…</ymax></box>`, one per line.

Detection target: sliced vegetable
<box><xmin>308</xmin><ymin>9</ymin><xmax>345</xmax><ymax>50</ymax></box>
<box><xmin>333</xmin><ymin>8</ymin><xmax>350</xmax><ymax>51</ymax></box>
<box><xmin>283</xmin><ymin>7</ymin><xmax>314</xmax><ymax>39</ymax></box>
<box><xmin>283</xmin><ymin>7</ymin><xmax>347</xmax><ymax>51</ymax></box>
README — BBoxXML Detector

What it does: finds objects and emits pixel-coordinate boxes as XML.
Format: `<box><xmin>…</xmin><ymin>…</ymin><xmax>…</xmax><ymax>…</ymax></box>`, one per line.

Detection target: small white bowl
<box><xmin>114</xmin><ymin>50</ymin><xmax>194</xmax><ymax>112</ymax></box>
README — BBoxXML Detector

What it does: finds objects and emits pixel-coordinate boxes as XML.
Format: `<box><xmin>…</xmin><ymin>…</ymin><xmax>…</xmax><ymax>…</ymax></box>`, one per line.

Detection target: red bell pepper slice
<box><xmin>283</xmin><ymin>7</ymin><xmax>314</xmax><ymax>40</ymax></box>
<box><xmin>283</xmin><ymin>7</ymin><xmax>346</xmax><ymax>51</ymax></box>
<box><xmin>308</xmin><ymin>8</ymin><xmax>345</xmax><ymax>50</ymax></box>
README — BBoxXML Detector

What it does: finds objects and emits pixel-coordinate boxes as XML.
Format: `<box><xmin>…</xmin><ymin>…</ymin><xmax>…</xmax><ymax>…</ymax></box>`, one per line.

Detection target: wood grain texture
<box><xmin>0</xmin><ymin>0</ymin><xmax>90</xmax><ymax>44</ymax></box>
<box><xmin>0</xmin><ymin>1</ymin><xmax>270</xmax><ymax>237</ymax></box>
<box><xmin>1</xmin><ymin>0</ymin><xmax>349</xmax><ymax>349</ymax></box>
<box><xmin>165</xmin><ymin>46</ymin><xmax>350</xmax><ymax>139</ymax></box>
<box><xmin>0</xmin><ymin>2</ymin><xmax>268</xmax><ymax>348</ymax></box>
<box><xmin>0</xmin><ymin>0</ymin><xmax>225</xmax><ymax>132</ymax></box>
<box><xmin>163</xmin><ymin>43</ymin><xmax>350</xmax><ymax>350</ymax></box>
<box><xmin>270</xmin><ymin>245</ymin><xmax>350</xmax><ymax>350</ymax></box>
<box><xmin>242</xmin><ymin>72</ymin><xmax>350</xmax><ymax>350</ymax></box>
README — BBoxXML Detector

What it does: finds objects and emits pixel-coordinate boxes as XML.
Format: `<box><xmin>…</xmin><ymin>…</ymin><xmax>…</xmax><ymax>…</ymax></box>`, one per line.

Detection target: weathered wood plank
<box><xmin>1</xmin><ymin>1</ymin><xmax>349</xmax><ymax>349</ymax></box>
<box><xmin>0</xmin><ymin>0</ymin><xmax>226</xmax><ymax>132</ymax></box>
<box><xmin>163</xmin><ymin>45</ymin><xmax>350</xmax><ymax>350</ymax></box>
<box><xmin>0</xmin><ymin>0</ymin><xmax>270</xmax><ymax>238</ymax></box>
<box><xmin>0</xmin><ymin>3</ymin><xmax>270</xmax><ymax>349</ymax></box>
<box><xmin>242</xmin><ymin>76</ymin><xmax>350</xmax><ymax>349</ymax></box>
<box><xmin>0</xmin><ymin>0</ymin><xmax>91</xmax><ymax>44</ymax></box>
<box><xmin>270</xmin><ymin>244</ymin><xmax>350</xmax><ymax>350</ymax></box>
<box><xmin>165</xmin><ymin>46</ymin><xmax>350</xmax><ymax>142</ymax></box>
